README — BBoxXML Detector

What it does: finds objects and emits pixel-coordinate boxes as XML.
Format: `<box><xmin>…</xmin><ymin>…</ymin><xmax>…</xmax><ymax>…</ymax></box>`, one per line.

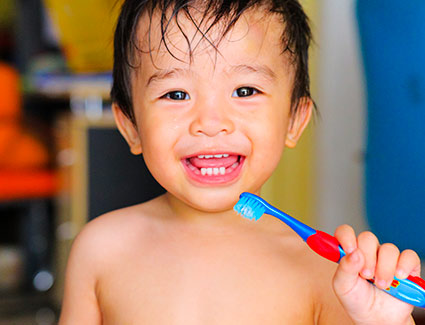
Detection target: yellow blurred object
<box><xmin>0</xmin><ymin>0</ymin><xmax>16</xmax><ymax>28</ymax></box>
<box><xmin>43</xmin><ymin>0</ymin><xmax>122</xmax><ymax>73</ymax></box>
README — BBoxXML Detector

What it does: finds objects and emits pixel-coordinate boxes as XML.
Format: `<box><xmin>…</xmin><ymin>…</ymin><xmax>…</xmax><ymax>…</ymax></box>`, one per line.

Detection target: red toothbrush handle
<box><xmin>306</xmin><ymin>231</ymin><xmax>425</xmax><ymax>285</ymax></box>
<box><xmin>408</xmin><ymin>275</ymin><xmax>425</xmax><ymax>290</ymax></box>
<box><xmin>306</xmin><ymin>230</ymin><xmax>343</xmax><ymax>263</ymax></box>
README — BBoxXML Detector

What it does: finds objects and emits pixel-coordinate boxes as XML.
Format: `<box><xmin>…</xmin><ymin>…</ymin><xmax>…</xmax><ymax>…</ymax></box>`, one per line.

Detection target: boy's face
<box><xmin>114</xmin><ymin>8</ymin><xmax>312</xmax><ymax>214</ymax></box>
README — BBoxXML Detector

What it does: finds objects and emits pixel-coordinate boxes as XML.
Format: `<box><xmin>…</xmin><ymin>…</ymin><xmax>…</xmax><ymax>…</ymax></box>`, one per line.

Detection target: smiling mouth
<box><xmin>182</xmin><ymin>154</ymin><xmax>245</xmax><ymax>184</ymax></box>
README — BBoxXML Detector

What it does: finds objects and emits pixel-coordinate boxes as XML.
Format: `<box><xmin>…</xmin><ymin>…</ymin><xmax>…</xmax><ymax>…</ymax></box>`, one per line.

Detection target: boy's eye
<box><xmin>232</xmin><ymin>87</ymin><xmax>259</xmax><ymax>98</ymax></box>
<box><xmin>161</xmin><ymin>91</ymin><xmax>190</xmax><ymax>100</ymax></box>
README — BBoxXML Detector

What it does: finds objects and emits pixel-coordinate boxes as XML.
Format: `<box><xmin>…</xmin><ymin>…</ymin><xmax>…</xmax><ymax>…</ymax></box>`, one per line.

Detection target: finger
<box><xmin>375</xmin><ymin>243</ymin><xmax>400</xmax><ymax>290</ymax></box>
<box><xmin>334</xmin><ymin>224</ymin><xmax>357</xmax><ymax>254</ymax></box>
<box><xmin>333</xmin><ymin>249</ymin><xmax>365</xmax><ymax>297</ymax></box>
<box><xmin>396</xmin><ymin>249</ymin><xmax>421</xmax><ymax>279</ymax></box>
<box><xmin>357</xmin><ymin>231</ymin><xmax>380</xmax><ymax>280</ymax></box>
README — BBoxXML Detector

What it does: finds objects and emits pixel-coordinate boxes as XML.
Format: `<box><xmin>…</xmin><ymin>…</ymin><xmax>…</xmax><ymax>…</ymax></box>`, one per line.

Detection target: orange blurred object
<box><xmin>0</xmin><ymin>62</ymin><xmax>49</xmax><ymax>170</ymax></box>
<box><xmin>0</xmin><ymin>62</ymin><xmax>56</xmax><ymax>200</ymax></box>
<box><xmin>0</xmin><ymin>123</ymin><xmax>20</xmax><ymax>156</ymax></box>
<box><xmin>0</xmin><ymin>63</ymin><xmax>20</xmax><ymax>119</ymax></box>
<box><xmin>0</xmin><ymin>131</ymin><xmax>50</xmax><ymax>169</ymax></box>
<box><xmin>0</xmin><ymin>170</ymin><xmax>57</xmax><ymax>200</ymax></box>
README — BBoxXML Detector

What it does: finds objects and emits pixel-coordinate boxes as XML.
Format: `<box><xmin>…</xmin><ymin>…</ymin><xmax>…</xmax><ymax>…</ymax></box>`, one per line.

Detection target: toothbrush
<box><xmin>234</xmin><ymin>192</ymin><xmax>425</xmax><ymax>308</ymax></box>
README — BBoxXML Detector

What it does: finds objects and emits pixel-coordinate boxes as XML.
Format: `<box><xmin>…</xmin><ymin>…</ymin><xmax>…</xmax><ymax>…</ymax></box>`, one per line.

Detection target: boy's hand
<box><xmin>332</xmin><ymin>225</ymin><xmax>420</xmax><ymax>325</ymax></box>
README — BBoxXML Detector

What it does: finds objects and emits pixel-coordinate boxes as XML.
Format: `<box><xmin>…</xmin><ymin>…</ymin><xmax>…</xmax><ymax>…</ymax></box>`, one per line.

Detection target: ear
<box><xmin>112</xmin><ymin>104</ymin><xmax>142</xmax><ymax>155</ymax></box>
<box><xmin>285</xmin><ymin>97</ymin><xmax>313</xmax><ymax>148</ymax></box>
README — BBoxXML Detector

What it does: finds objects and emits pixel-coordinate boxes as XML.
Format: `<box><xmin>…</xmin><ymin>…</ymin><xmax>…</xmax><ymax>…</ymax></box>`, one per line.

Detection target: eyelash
<box><xmin>160</xmin><ymin>91</ymin><xmax>190</xmax><ymax>100</ymax></box>
<box><xmin>160</xmin><ymin>86</ymin><xmax>261</xmax><ymax>101</ymax></box>
<box><xmin>232</xmin><ymin>87</ymin><xmax>260</xmax><ymax>98</ymax></box>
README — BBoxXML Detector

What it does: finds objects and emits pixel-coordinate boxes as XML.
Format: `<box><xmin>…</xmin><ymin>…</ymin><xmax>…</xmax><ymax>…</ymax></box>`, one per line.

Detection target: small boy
<box><xmin>59</xmin><ymin>0</ymin><xmax>421</xmax><ymax>324</ymax></box>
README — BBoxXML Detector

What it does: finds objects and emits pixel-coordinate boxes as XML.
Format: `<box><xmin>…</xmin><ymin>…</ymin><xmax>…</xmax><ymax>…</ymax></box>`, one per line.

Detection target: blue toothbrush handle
<box><xmin>373</xmin><ymin>276</ymin><xmax>425</xmax><ymax>308</ymax></box>
<box><xmin>306</xmin><ymin>230</ymin><xmax>425</xmax><ymax>308</ymax></box>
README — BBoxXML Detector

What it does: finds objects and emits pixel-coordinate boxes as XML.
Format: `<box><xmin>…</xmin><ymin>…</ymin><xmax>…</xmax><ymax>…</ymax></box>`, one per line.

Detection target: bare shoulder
<box><xmin>73</xmin><ymin>194</ymin><xmax>167</xmax><ymax>263</ymax></box>
<box><xmin>287</xmin><ymin>235</ymin><xmax>352</xmax><ymax>324</ymax></box>
<box><xmin>59</xmin><ymin>195</ymin><xmax>166</xmax><ymax>324</ymax></box>
<box><xmin>265</xmin><ymin>226</ymin><xmax>351</xmax><ymax>324</ymax></box>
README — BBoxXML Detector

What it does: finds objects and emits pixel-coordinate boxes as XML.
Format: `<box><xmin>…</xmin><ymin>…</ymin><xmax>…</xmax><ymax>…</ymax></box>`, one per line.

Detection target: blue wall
<box><xmin>357</xmin><ymin>0</ymin><xmax>425</xmax><ymax>256</ymax></box>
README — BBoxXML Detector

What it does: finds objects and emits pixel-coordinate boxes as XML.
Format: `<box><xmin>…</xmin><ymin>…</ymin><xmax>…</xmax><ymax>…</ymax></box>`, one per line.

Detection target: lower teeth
<box><xmin>199</xmin><ymin>162</ymin><xmax>239</xmax><ymax>176</ymax></box>
<box><xmin>185</xmin><ymin>156</ymin><xmax>241</xmax><ymax>177</ymax></box>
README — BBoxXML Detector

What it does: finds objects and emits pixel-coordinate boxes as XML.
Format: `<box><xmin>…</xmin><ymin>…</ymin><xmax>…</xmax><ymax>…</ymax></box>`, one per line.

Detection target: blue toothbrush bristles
<box><xmin>234</xmin><ymin>197</ymin><xmax>266</xmax><ymax>221</ymax></box>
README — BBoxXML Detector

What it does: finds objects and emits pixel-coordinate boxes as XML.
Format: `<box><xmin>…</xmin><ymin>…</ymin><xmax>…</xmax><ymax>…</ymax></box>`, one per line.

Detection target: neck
<box><xmin>163</xmin><ymin>193</ymin><xmax>250</xmax><ymax>230</ymax></box>
<box><xmin>160</xmin><ymin>190</ymin><xmax>278</xmax><ymax>236</ymax></box>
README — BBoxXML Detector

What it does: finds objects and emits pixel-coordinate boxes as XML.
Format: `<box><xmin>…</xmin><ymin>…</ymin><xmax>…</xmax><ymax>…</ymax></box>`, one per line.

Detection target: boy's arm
<box><xmin>59</xmin><ymin>222</ymin><xmax>103</xmax><ymax>324</ymax></box>
<box><xmin>314</xmin><ymin>261</ymin><xmax>355</xmax><ymax>325</ymax></box>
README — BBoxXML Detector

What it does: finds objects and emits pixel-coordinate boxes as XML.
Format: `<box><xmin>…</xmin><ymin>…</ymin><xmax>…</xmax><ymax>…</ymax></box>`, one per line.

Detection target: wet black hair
<box><xmin>111</xmin><ymin>0</ymin><xmax>312</xmax><ymax>124</ymax></box>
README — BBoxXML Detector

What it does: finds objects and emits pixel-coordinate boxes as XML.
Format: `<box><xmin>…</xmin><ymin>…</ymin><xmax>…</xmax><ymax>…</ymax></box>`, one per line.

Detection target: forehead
<box><xmin>133</xmin><ymin>7</ymin><xmax>291</xmax><ymax>75</ymax></box>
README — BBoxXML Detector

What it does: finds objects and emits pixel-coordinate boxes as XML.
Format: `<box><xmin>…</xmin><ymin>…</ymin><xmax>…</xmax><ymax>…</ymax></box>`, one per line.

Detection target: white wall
<box><xmin>315</xmin><ymin>0</ymin><xmax>367</xmax><ymax>233</ymax></box>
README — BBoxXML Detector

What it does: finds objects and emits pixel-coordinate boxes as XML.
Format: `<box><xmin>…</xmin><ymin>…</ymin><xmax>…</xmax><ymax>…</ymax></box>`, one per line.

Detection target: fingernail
<box><xmin>349</xmin><ymin>249</ymin><xmax>360</xmax><ymax>262</ymax></box>
<box><xmin>377</xmin><ymin>279</ymin><xmax>387</xmax><ymax>289</ymax></box>
<box><xmin>362</xmin><ymin>269</ymin><xmax>372</xmax><ymax>278</ymax></box>
<box><xmin>346</xmin><ymin>246</ymin><xmax>355</xmax><ymax>254</ymax></box>
<box><xmin>396</xmin><ymin>269</ymin><xmax>407</xmax><ymax>279</ymax></box>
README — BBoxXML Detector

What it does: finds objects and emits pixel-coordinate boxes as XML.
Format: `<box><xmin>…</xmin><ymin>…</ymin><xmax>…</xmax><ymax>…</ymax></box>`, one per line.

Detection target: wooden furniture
<box><xmin>52</xmin><ymin>112</ymin><xmax>164</xmax><ymax>305</ymax></box>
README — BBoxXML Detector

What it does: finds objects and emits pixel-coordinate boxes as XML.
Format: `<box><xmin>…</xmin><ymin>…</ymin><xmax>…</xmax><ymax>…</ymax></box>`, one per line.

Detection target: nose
<box><xmin>189</xmin><ymin>97</ymin><xmax>235</xmax><ymax>137</ymax></box>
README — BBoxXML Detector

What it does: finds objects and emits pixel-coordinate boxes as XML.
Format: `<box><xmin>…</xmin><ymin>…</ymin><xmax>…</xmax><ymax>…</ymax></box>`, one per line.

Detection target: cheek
<box><xmin>138</xmin><ymin>119</ymin><xmax>183</xmax><ymax>185</ymax></box>
<box><xmin>139</xmin><ymin>110</ymin><xmax>174</xmax><ymax>152</ymax></box>
<box><xmin>140</xmin><ymin>124</ymin><xmax>175</xmax><ymax>164</ymax></box>
<box><xmin>248</xmin><ymin>110</ymin><xmax>289</xmax><ymax>172</ymax></box>
<box><xmin>255</xmin><ymin>135</ymin><xmax>286</xmax><ymax>171</ymax></box>
<box><xmin>251</xmin><ymin>109</ymin><xmax>289</xmax><ymax>147</ymax></box>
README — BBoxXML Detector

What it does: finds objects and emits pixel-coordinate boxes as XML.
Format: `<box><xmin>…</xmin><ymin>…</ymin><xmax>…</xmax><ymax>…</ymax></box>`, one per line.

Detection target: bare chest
<box><xmin>97</xmin><ymin>241</ymin><xmax>316</xmax><ymax>324</ymax></box>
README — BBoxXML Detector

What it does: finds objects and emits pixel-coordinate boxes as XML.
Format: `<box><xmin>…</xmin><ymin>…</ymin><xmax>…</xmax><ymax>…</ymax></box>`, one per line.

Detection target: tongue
<box><xmin>189</xmin><ymin>155</ymin><xmax>239</xmax><ymax>168</ymax></box>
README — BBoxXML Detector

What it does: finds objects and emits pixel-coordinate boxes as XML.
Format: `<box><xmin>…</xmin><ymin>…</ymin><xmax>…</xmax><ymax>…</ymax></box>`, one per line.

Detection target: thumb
<box><xmin>333</xmin><ymin>249</ymin><xmax>366</xmax><ymax>298</ymax></box>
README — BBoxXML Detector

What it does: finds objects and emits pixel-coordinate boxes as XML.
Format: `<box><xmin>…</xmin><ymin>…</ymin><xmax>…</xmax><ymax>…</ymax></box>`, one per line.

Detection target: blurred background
<box><xmin>0</xmin><ymin>0</ymin><xmax>424</xmax><ymax>324</ymax></box>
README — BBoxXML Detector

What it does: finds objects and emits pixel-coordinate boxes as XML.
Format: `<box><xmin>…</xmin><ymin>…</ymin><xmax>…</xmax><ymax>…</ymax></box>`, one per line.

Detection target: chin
<box><xmin>179</xmin><ymin>188</ymin><xmax>243</xmax><ymax>213</ymax></box>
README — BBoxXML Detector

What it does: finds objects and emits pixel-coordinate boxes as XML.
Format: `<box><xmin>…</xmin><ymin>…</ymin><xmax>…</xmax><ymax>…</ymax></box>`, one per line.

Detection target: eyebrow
<box><xmin>227</xmin><ymin>64</ymin><xmax>277</xmax><ymax>82</ymax></box>
<box><xmin>145</xmin><ymin>63</ymin><xmax>277</xmax><ymax>87</ymax></box>
<box><xmin>146</xmin><ymin>68</ymin><xmax>190</xmax><ymax>87</ymax></box>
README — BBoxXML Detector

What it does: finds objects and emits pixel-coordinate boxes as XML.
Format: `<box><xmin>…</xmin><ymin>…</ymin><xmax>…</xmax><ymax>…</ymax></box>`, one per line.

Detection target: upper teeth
<box><xmin>197</xmin><ymin>154</ymin><xmax>229</xmax><ymax>159</ymax></box>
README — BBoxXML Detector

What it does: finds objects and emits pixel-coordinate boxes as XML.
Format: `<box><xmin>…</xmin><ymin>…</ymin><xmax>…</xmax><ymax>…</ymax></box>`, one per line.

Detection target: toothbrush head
<box><xmin>233</xmin><ymin>193</ymin><xmax>267</xmax><ymax>221</ymax></box>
